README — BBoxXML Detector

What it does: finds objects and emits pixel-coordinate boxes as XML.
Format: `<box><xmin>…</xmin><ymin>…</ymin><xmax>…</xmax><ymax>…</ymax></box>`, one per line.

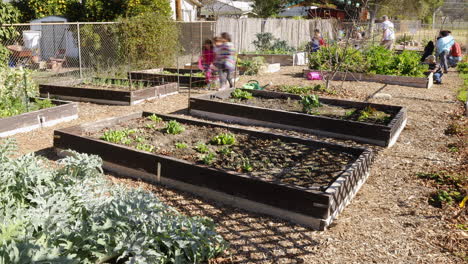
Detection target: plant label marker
<box><xmin>156</xmin><ymin>162</ymin><xmax>161</xmax><ymax>183</ymax></box>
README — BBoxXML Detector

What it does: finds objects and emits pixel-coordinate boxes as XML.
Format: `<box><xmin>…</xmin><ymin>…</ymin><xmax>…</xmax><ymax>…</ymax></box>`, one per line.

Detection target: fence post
<box><xmin>77</xmin><ymin>23</ymin><xmax>83</xmax><ymax>79</ymax></box>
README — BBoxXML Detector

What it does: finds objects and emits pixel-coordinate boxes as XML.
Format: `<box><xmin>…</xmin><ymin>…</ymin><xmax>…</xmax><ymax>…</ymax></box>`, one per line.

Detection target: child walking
<box><xmin>200</xmin><ymin>39</ymin><xmax>215</xmax><ymax>86</ymax></box>
<box><xmin>214</xmin><ymin>33</ymin><xmax>236</xmax><ymax>90</ymax></box>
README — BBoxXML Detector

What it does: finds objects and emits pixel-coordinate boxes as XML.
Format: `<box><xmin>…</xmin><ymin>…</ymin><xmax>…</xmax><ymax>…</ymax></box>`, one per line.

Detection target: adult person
<box><xmin>420</xmin><ymin>40</ymin><xmax>435</xmax><ymax>62</ymax></box>
<box><xmin>436</xmin><ymin>30</ymin><xmax>455</xmax><ymax>73</ymax></box>
<box><xmin>448</xmin><ymin>41</ymin><xmax>462</xmax><ymax>68</ymax></box>
<box><xmin>214</xmin><ymin>33</ymin><xmax>235</xmax><ymax>90</ymax></box>
<box><xmin>380</xmin><ymin>15</ymin><xmax>395</xmax><ymax>50</ymax></box>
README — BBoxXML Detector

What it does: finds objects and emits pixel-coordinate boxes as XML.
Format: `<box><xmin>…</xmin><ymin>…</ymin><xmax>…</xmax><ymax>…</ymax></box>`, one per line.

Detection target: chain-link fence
<box><xmin>1</xmin><ymin>19</ymin><xmax>467</xmax><ymax>85</ymax></box>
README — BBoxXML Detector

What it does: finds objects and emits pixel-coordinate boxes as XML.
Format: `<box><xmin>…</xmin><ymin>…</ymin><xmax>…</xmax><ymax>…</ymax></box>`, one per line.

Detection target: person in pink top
<box><xmin>200</xmin><ymin>39</ymin><xmax>215</xmax><ymax>86</ymax></box>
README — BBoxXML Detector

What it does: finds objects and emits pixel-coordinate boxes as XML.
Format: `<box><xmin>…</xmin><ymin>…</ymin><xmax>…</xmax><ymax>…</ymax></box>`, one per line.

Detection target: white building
<box><xmin>170</xmin><ymin>0</ymin><xmax>203</xmax><ymax>21</ymax></box>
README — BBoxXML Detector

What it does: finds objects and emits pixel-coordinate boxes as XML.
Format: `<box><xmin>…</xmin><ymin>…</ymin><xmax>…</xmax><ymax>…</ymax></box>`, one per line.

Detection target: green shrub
<box><xmin>457</xmin><ymin>62</ymin><xmax>468</xmax><ymax>74</ymax></box>
<box><xmin>251</xmin><ymin>32</ymin><xmax>295</xmax><ymax>54</ymax></box>
<box><xmin>118</xmin><ymin>12</ymin><xmax>179</xmax><ymax>69</ymax></box>
<box><xmin>238</xmin><ymin>56</ymin><xmax>265</xmax><ymax>75</ymax></box>
<box><xmin>0</xmin><ymin>139</ymin><xmax>228</xmax><ymax>263</ymax></box>
<box><xmin>309</xmin><ymin>45</ymin><xmax>428</xmax><ymax>77</ymax></box>
<box><xmin>0</xmin><ymin>3</ymin><xmax>19</xmax><ymax>41</ymax></box>
<box><xmin>0</xmin><ymin>68</ymin><xmax>40</xmax><ymax>118</ymax></box>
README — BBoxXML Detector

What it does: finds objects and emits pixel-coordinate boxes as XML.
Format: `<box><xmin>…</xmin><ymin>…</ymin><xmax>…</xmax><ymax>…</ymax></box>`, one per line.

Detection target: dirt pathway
<box><xmin>7</xmin><ymin>67</ymin><xmax>465</xmax><ymax>263</ymax></box>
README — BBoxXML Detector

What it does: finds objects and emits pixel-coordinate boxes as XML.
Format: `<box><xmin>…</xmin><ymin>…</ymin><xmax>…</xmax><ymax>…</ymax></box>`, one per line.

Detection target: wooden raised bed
<box><xmin>238</xmin><ymin>52</ymin><xmax>308</xmax><ymax>66</ymax></box>
<box><xmin>129</xmin><ymin>68</ymin><xmax>206</xmax><ymax>87</ymax></box>
<box><xmin>39</xmin><ymin>78</ymin><xmax>178</xmax><ymax>106</ymax></box>
<box><xmin>304</xmin><ymin>69</ymin><xmax>433</xmax><ymax>89</ymax></box>
<box><xmin>189</xmin><ymin>89</ymin><xmax>407</xmax><ymax>147</ymax></box>
<box><xmin>0</xmin><ymin>98</ymin><xmax>78</xmax><ymax>137</ymax></box>
<box><xmin>54</xmin><ymin>112</ymin><xmax>374</xmax><ymax>230</ymax></box>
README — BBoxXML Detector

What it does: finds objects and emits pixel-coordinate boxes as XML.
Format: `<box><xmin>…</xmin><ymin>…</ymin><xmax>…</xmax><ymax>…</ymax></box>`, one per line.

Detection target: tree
<box><xmin>11</xmin><ymin>0</ymin><xmax>84</xmax><ymax>22</ymax></box>
<box><xmin>252</xmin><ymin>0</ymin><xmax>285</xmax><ymax>18</ymax></box>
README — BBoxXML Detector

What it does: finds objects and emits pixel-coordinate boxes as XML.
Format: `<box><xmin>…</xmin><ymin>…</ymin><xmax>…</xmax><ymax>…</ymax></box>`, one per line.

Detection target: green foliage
<box><xmin>300</xmin><ymin>94</ymin><xmax>321</xmax><ymax>113</ymax></box>
<box><xmin>160</xmin><ymin>70</ymin><xmax>205</xmax><ymax>77</ymax></box>
<box><xmin>430</xmin><ymin>190</ymin><xmax>462</xmax><ymax>206</ymax></box>
<box><xmin>241</xmin><ymin>157</ymin><xmax>253</xmax><ymax>172</ymax></box>
<box><xmin>356</xmin><ymin>106</ymin><xmax>391</xmax><ymax>123</ymax></box>
<box><xmin>194</xmin><ymin>142</ymin><xmax>209</xmax><ymax>154</ymax></box>
<box><xmin>118</xmin><ymin>12</ymin><xmax>179</xmax><ymax>69</ymax></box>
<box><xmin>32</xmin><ymin>98</ymin><xmax>54</xmax><ymax>110</ymax></box>
<box><xmin>0</xmin><ymin>68</ymin><xmax>40</xmax><ymax>118</ymax></box>
<box><xmin>210</xmin><ymin>133</ymin><xmax>236</xmax><ymax>146</ymax></box>
<box><xmin>164</xmin><ymin>120</ymin><xmax>185</xmax><ymax>135</ymax></box>
<box><xmin>457</xmin><ymin>62</ymin><xmax>468</xmax><ymax>74</ymax></box>
<box><xmin>309</xmin><ymin>45</ymin><xmax>428</xmax><ymax>77</ymax></box>
<box><xmin>0</xmin><ymin>45</ymin><xmax>10</xmax><ymax>66</ymax></box>
<box><xmin>231</xmin><ymin>89</ymin><xmax>253</xmax><ymax>100</ymax></box>
<box><xmin>0</xmin><ymin>3</ymin><xmax>19</xmax><ymax>42</ymax></box>
<box><xmin>100</xmin><ymin>129</ymin><xmax>136</xmax><ymax>144</ymax></box>
<box><xmin>252</xmin><ymin>0</ymin><xmax>283</xmax><ymax>18</ymax></box>
<box><xmin>238</xmin><ymin>56</ymin><xmax>266</xmax><ymax>76</ymax></box>
<box><xmin>147</xmin><ymin>114</ymin><xmax>163</xmax><ymax>122</ymax></box>
<box><xmin>280</xmin><ymin>84</ymin><xmax>334</xmax><ymax>95</ymax></box>
<box><xmin>175</xmin><ymin>142</ymin><xmax>188</xmax><ymax>149</ymax></box>
<box><xmin>0</xmin><ymin>139</ymin><xmax>228</xmax><ymax>263</ymax></box>
<box><xmin>252</xmin><ymin>33</ymin><xmax>295</xmax><ymax>54</ymax></box>
<box><xmin>219</xmin><ymin>147</ymin><xmax>233</xmax><ymax>156</ymax></box>
<box><xmin>136</xmin><ymin>143</ymin><xmax>154</xmax><ymax>152</ymax></box>
<box><xmin>200</xmin><ymin>152</ymin><xmax>216</xmax><ymax>165</ymax></box>
<box><xmin>12</xmin><ymin>0</ymin><xmax>83</xmax><ymax>22</ymax></box>
<box><xmin>308</xmin><ymin>44</ymin><xmax>367</xmax><ymax>73</ymax></box>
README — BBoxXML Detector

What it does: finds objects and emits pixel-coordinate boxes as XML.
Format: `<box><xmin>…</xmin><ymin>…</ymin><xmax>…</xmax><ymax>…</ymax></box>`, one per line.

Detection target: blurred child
<box><xmin>311</xmin><ymin>29</ymin><xmax>326</xmax><ymax>52</ymax></box>
<box><xmin>200</xmin><ymin>39</ymin><xmax>215</xmax><ymax>86</ymax></box>
<box><xmin>214</xmin><ymin>33</ymin><xmax>236</xmax><ymax>90</ymax></box>
<box><xmin>425</xmin><ymin>55</ymin><xmax>443</xmax><ymax>84</ymax></box>
<box><xmin>448</xmin><ymin>42</ymin><xmax>462</xmax><ymax>67</ymax></box>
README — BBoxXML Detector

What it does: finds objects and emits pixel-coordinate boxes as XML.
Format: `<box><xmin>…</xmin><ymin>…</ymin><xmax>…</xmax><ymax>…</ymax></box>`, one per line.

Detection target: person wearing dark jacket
<box><xmin>421</xmin><ymin>41</ymin><xmax>434</xmax><ymax>62</ymax></box>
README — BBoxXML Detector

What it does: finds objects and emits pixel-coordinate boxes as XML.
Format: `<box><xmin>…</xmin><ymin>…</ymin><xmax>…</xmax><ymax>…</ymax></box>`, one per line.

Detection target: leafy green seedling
<box><xmin>147</xmin><ymin>114</ymin><xmax>163</xmax><ymax>122</ymax></box>
<box><xmin>300</xmin><ymin>94</ymin><xmax>321</xmax><ymax>113</ymax></box>
<box><xmin>146</xmin><ymin>123</ymin><xmax>156</xmax><ymax>129</ymax></box>
<box><xmin>175</xmin><ymin>142</ymin><xmax>188</xmax><ymax>149</ymax></box>
<box><xmin>210</xmin><ymin>133</ymin><xmax>236</xmax><ymax>145</ymax></box>
<box><xmin>241</xmin><ymin>158</ymin><xmax>253</xmax><ymax>172</ymax></box>
<box><xmin>219</xmin><ymin>147</ymin><xmax>233</xmax><ymax>156</ymax></box>
<box><xmin>135</xmin><ymin>136</ymin><xmax>145</xmax><ymax>143</ymax></box>
<box><xmin>231</xmin><ymin>89</ymin><xmax>253</xmax><ymax>100</ymax></box>
<box><xmin>136</xmin><ymin>143</ymin><xmax>154</xmax><ymax>152</ymax></box>
<box><xmin>200</xmin><ymin>152</ymin><xmax>216</xmax><ymax>165</ymax></box>
<box><xmin>165</xmin><ymin>120</ymin><xmax>185</xmax><ymax>134</ymax></box>
<box><xmin>194</xmin><ymin>142</ymin><xmax>209</xmax><ymax>153</ymax></box>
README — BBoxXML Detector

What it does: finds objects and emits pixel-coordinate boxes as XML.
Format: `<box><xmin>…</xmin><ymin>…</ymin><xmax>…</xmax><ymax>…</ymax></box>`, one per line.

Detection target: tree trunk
<box><xmin>368</xmin><ymin>2</ymin><xmax>379</xmax><ymax>43</ymax></box>
<box><xmin>175</xmin><ymin>0</ymin><xmax>183</xmax><ymax>21</ymax></box>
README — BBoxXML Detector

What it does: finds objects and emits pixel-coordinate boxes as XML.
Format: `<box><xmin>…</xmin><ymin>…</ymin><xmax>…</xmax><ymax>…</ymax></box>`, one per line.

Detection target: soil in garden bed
<box><xmin>217</xmin><ymin>96</ymin><xmax>394</xmax><ymax>125</ymax></box>
<box><xmin>73</xmin><ymin>79</ymin><xmax>158</xmax><ymax>91</ymax></box>
<box><xmin>88</xmin><ymin>116</ymin><xmax>358</xmax><ymax>189</ymax></box>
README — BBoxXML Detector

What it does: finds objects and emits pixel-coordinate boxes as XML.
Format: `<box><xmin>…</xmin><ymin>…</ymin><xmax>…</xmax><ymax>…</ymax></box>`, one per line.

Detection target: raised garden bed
<box><xmin>129</xmin><ymin>68</ymin><xmax>206</xmax><ymax>87</ymax></box>
<box><xmin>39</xmin><ymin>77</ymin><xmax>178</xmax><ymax>105</ymax></box>
<box><xmin>303</xmin><ymin>69</ymin><xmax>433</xmax><ymax>89</ymax></box>
<box><xmin>189</xmin><ymin>89</ymin><xmax>407</xmax><ymax>147</ymax></box>
<box><xmin>54</xmin><ymin>112</ymin><xmax>374</xmax><ymax>230</ymax></box>
<box><xmin>0</xmin><ymin>98</ymin><xmax>78</xmax><ymax>137</ymax></box>
<box><xmin>238</xmin><ymin>52</ymin><xmax>308</xmax><ymax>66</ymax></box>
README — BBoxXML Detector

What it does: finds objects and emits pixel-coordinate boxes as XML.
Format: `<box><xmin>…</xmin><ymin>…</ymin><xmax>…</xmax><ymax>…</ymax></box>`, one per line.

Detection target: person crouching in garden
<box><xmin>436</xmin><ymin>30</ymin><xmax>454</xmax><ymax>73</ymax></box>
<box><xmin>200</xmin><ymin>39</ymin><xmax>215</xmax><ymax>88</ymax></box>
<box><xmin>425</xmin><ymin>55</ymin><xmax>443</xmax><ymax>84</ymax></box>
<box><xmin>214</xmin><ymin>33</ymin><xmax>235</xmax><ymax>90</ymax></box>
<box><xmin>448</xmin><ymin>41</ymin><xmax>462</xmax><ymax>68</ymax></box>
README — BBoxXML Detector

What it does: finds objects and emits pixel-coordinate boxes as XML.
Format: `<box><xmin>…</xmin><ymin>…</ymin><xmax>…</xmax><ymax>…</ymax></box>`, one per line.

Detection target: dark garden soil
<box><xmin>89</xmin><ymin>117</ymin><xmax>357</xmax><ymax>188</ymax></box>
<box><xmin>220</xmin><ymin>96</ymin><xmax>393</xmax><ymax>125</ymax></box>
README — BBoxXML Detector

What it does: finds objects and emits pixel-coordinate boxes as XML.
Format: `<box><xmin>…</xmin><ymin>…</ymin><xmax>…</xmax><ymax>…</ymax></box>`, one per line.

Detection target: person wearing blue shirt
<box><xmin>436</xmin><ymin>30</ymin><xmax>455</xmax><ymax>73</ymax></box>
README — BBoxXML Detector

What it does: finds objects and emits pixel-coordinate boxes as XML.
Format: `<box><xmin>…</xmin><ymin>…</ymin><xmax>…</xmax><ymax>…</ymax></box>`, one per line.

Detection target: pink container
<box><xmin>307</xmin><ymin>71</ymin><xmax>322</xmax><ymax>80</ymax></box>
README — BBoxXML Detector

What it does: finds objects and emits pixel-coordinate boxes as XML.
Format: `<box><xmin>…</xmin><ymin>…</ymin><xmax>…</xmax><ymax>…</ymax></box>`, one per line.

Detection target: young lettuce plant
<box><xmin>231</xmin><ymin>89</ymin><xmax>253</xmax><ymax>100</ymax></box>
<box><xmin>210</xmin><ymin>133</ymin><xmax>236</xmax><ymax>145</ymax></box>
<box><xmin>300</xmin><ymin>94</ymin><xmax>322</xmax><ymax>114</ymax></box>
<box><xmin>164</xmin><ymin>120</ymin><xmax>185</xmax><ymax>134</ymax></box>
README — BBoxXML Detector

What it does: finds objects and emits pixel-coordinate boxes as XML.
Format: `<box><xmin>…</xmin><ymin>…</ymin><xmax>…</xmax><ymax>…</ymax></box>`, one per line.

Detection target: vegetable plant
<box><xmin>251</xmin><ymin>33</ymin><xmax>295</xmax><ymax>54</ymax></box>
<box><xmin>231</xmin><ymin>89</ymin><xmax>253</xmax><ymax>100</ymax></box>
<box><xmin>147</xmin><ymin>114</ymin><xmax>163</xmax><ymax>122</ymax></box>
<box><xmin>200</xmin><ymin>152</ymin><xmax>216</xmax><ymax>165</ymax></box>
<box><xmin>164</xmin><ymin>120</ymin><xmax>185</xmax><ymax>134</ymax></box>
<box><xmin>194</xmin><ymin>142</ymin><xmax>209</xmax><ymax>154</ymax></box>
<box><xmin>136</xmin><ymin>143</ymin><xmax>154</xmax><ymax>152</ymax></box>
<box><xmin>241</xmin><ymin>157</ymin><xmax>254</xmax><ymax>172</ymax></box>
<box><xmin>0</xmin><ymin>139</ymin><xmax>228</xmax><ymax>263</ymax></box>
<box><xmin>175</xmin><ymin>142</ymin><xmax>188</xmax><ymax>149</ymax></box>
<box><xmin>237</xmin><ymin>56</ymin><xmax>265</xmax><ymax>76</ymax></box>
<box><xmin>219</xmin><ymin>147</ymin><xmax>233</xmax><ymax>156</ymax></box>
<box><xmin>300</xmin><ymin>95</ymin><xmax>322</xmax><ymax>113</ymax></box>
<box><xmin>279</xmin><ymin>84</ymin><xmax>334</xmax><ymax>95</ymax></box>
<box><xmin>210</xmin><ymin>133</ymin><xmax>236</xmax><ymax>145</ymax></box>
<box><xmin>100</xmin><ymin>129</ymin><xmax>136</xmax><ymax>144</ymax></box>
